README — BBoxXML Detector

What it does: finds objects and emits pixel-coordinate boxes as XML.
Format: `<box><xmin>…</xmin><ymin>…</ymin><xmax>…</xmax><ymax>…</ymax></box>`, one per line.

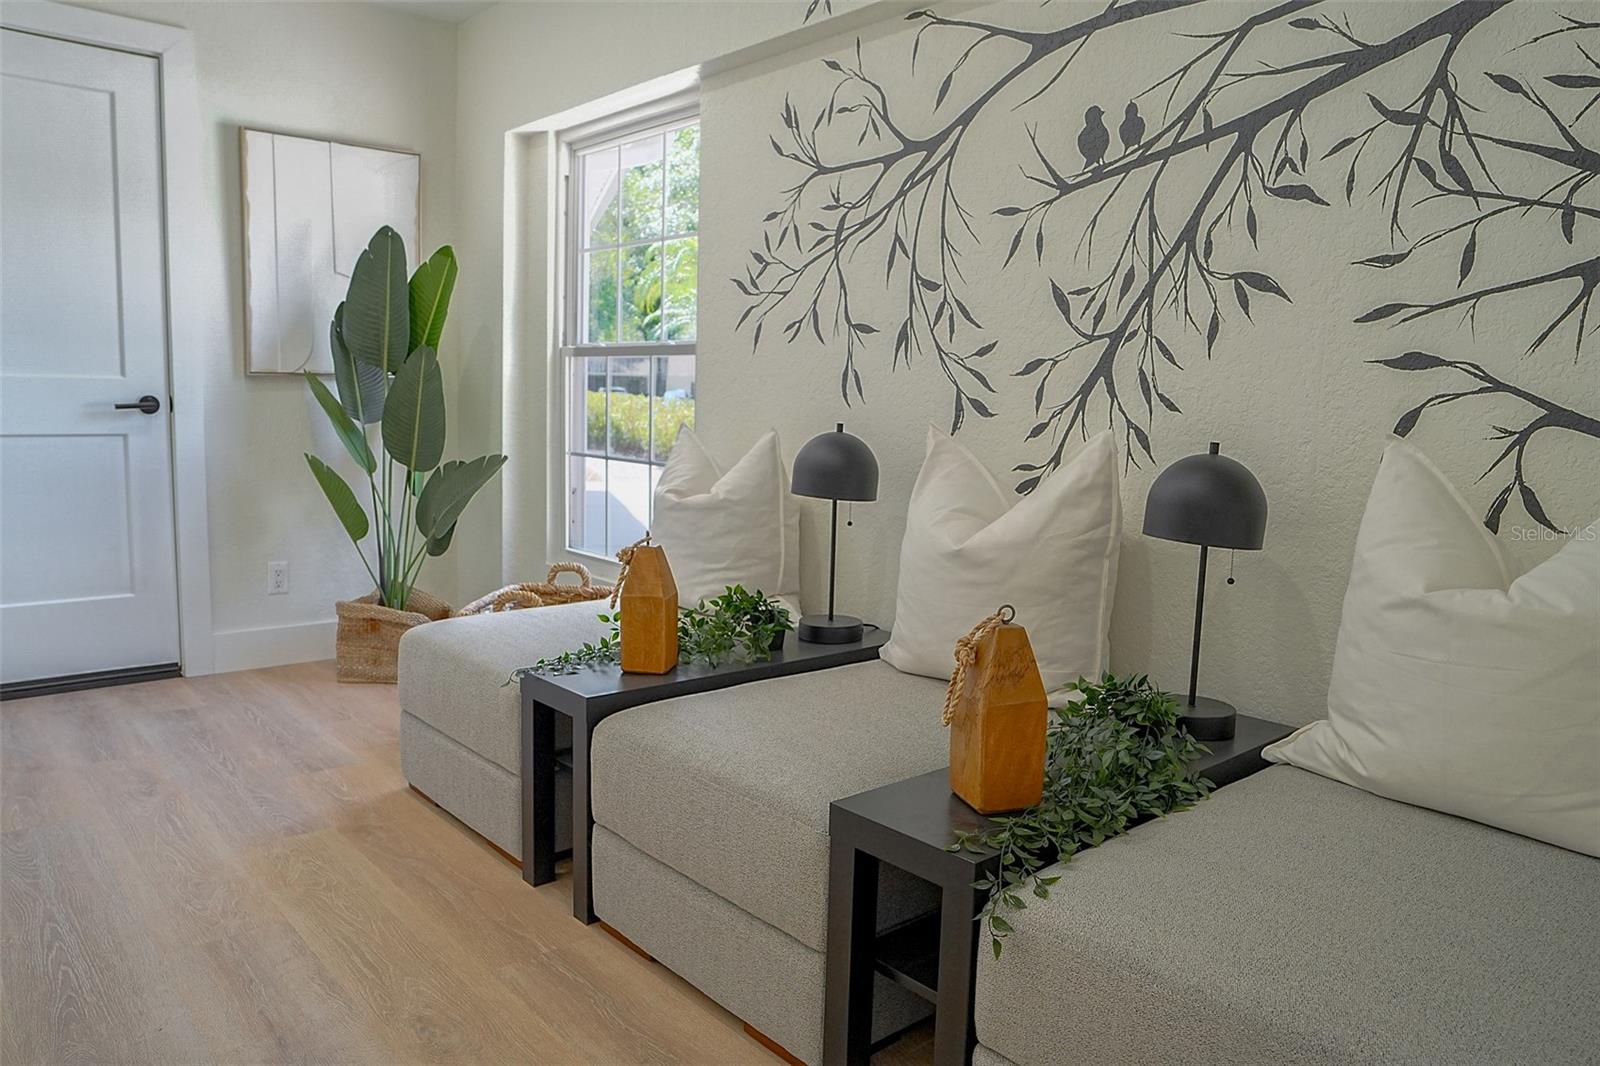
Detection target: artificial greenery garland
<box><xmin>508</xmin><ymin>586</ymin><xmax>794</xmax><ymax>680</ymax></box>
<box><xmin>950</xmin><ymin>674</ymin><xmax>1212</xmax><ymax>958</ymax></box>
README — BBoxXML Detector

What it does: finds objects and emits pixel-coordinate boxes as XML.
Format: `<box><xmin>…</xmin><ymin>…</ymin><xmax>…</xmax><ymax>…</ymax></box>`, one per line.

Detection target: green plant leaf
<box><xmin>415</xmin><ymin>454</ymin><xmax>507</xmax><ymax>540</ymax></box>
<box><xmin>382</xmin><ymin>346</ymin><xmax>445</xmax><ymax>470</ymax></box>
<box><xmin>426</xmin><ymin>522</ymin><xmax>456</xmax><ymax>557</ymax></box>
<box><xmin>331</xmin><ymin>303</ymin><xmax>386</xmax><ymax>424</ymax></box>
<box><xmin>409</xmin><ymin>246</ymin><xmax>458</xmax><ymax>353</ymax></box>
<box><xmin>304</xmin><ymin>453</ymin><xmax>369</xmax><ymax>544</ymax></box>
<box><xmin>343</xmin><ymin>226</ymin><xmax>409</xmax><ymax>375</ymax></box>
<box><xmin>304</xmin><ymin>371</ymin><xmax>375</xmax><ymax>473</ymax></box>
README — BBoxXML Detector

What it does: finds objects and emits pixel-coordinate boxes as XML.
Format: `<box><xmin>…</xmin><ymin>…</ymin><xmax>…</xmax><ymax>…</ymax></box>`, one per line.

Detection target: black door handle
<box><xmin>114</xmin><ymin>395</ymin><xmax>161</xmax><ymax>415</ymax></box>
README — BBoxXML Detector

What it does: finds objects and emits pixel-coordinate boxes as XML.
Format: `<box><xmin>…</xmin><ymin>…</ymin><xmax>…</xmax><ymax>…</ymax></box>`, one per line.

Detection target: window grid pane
<box><xmin>568</xmin><ymin>116</ymin><xmax>697</xmax><ymax>557</ymax></box>
<box><xmin>581</xmin><ymin>146</ymin><xmax>620</xmax><ymax>250</ymax></box>
<box><xmin>565</xmin><ymin>351</ymin><xmax>694</xmax><ymax>558</ymax></box>
<box><xmin>660</xmin><ymin>132</ymin><xmax>668</xmax><ymax>340</ymax></box>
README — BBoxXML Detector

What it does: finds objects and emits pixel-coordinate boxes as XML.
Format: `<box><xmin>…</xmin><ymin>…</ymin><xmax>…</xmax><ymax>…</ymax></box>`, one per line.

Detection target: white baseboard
<box><xmin>209</xmin><ymin>618</ymin><xmax>336</xmax><ymax>674</ymax></box>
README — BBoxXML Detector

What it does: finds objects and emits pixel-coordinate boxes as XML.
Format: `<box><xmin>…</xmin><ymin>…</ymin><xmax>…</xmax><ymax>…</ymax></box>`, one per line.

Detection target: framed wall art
<box><xmin>240</xmin><ymin>127</ymin><xmax>419</xmax><ymax>375</ymax></box>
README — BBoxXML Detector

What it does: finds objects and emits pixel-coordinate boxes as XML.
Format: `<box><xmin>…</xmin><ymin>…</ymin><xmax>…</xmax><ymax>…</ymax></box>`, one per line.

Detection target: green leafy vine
<box><xmin>506</xmin><ymin>587</ymin><xmax>794</xmax><ymax>683</ymax></box>
<box><xmin>515</xmin><ymin>611</ymin><xmax>624</xmax><ymax>677</ymax></box>
<box><xmin>950</xmin><ymin>674</ymin><xmax>1212</xmax><ymax>958</ymax></box>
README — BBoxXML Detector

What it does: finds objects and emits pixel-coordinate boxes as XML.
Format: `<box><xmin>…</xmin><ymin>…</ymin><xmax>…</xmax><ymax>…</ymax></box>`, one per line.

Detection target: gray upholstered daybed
<box><xmin>397</xmin><ymin>600</ymin><xmax>611</xmax><ymax>859</ymax></box>
<box><xmin>971</xmin><ymin>765</ymin><xmax>1600</xmax><ymax>1066</ymax></box>
<box><xmin>397</xmin><ymin>601</ymin><xmax>952</xmax><ymax>1060</ymax></box>
<box><xmin>399</xmin><ymin>608</ymin><xmax>1598</xmax><ymax>1066</ymax></box>
<box><xmin>589</xmin><ymin>659</ymin><xmax>951</xmax><ymax>1063</ymax></box>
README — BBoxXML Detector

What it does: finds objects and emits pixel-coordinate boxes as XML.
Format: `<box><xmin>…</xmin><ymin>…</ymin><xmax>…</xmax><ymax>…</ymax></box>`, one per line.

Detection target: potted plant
<box><xmin>743</xmin><ymin>587</ymin><xmax>795</xmax><ymax>651</ymax></box>
<box><xmin>698</xmin><ymin>585</ymin><xmax>794</xmax><ymax>654</ymax></box>
<box><xmin>303</xmin><ymin>225</ymin><xmax>506</xmax><ymax>682</ymax></box>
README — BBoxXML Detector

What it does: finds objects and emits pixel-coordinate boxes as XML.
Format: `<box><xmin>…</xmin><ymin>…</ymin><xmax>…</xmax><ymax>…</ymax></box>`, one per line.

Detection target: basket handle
<box><xmin>545</xmin><ymin>562</ymin><xmax>594</xmax><ymax>589</ymax></box>
<box><xmin>455</xmin><ymin>584</ymin><xmax>544</xmax><ymax>616</ymax></box>
<box><xmin>491</xmin><ymin>587</ymin><xmax>545</xmax><ymax>612</ymax></box>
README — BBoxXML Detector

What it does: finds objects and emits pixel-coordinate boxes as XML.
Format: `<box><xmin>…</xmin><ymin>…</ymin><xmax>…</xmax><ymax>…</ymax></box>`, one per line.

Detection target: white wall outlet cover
<box><xmin>267</xmin><ymin>561</ymin><xmax>290</xmax><ymax>595</ymax></box>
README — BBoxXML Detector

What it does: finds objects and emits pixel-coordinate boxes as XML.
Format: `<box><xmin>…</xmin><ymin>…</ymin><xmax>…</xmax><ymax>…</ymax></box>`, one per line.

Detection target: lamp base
<box><xmin>798</xmin><ymin>614</ymin><xmax>864</xmax><ymax>644</ymax></box>
<box><xmin>1178</xmin><ymin>696</ymin><xmax>1237</xmax><ymax>741</ymax></box>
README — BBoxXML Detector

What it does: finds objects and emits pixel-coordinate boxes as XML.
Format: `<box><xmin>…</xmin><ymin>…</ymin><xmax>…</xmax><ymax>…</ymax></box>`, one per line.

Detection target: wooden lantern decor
<box><xmin>943</xmin><ymin>605</ymin><xmax>1048</xmax><ymax>815</ymax></box>
<box><xmin>617</xmin><ymin>538</ymin><xmax>678</xmax><ymax>675</ymax></box>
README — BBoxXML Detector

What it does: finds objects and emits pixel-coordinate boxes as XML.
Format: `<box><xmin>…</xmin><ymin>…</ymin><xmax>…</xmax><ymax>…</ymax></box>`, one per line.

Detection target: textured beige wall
<box><xmin>694</xmin><ymin>0</ymin><xmax>1598</xmax><ymax>724</ymax></box>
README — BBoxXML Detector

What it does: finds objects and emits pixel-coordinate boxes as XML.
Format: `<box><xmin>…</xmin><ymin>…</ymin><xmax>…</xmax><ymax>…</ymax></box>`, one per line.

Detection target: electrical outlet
<box><xmin>267</xmin><ymin>561</ymin><xmax>289</xmax><ymax>596</ymax></box>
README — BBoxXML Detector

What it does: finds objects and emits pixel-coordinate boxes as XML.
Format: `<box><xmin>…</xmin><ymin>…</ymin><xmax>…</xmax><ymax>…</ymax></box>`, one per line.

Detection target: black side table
<box><xmin>823</xmin><ymin>712</ymin><xmax>1294</xmax><ymax>1066</ymax></box>
<box><xmin>521</xmin><ymin>628</ymin><xmax>890</xmax><ymax>923</ymax></box>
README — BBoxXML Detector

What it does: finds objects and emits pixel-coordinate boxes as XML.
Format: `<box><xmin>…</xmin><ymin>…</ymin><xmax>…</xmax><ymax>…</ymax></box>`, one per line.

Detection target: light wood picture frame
<box><xmin>240</xmin><ymin>127</ymin><xmax>420</xmax><ymax>375</ymax></box>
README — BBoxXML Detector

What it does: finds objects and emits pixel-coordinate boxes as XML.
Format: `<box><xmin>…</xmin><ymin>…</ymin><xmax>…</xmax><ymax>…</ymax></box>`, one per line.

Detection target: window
<box><xmin>564</xmin><ymin>113</ymin><xmax>698</xmax><ymax>558</ymax></box>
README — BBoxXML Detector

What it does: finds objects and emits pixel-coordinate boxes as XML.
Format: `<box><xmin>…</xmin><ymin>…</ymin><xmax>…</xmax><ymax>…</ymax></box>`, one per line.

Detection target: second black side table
<box><xmin>824</xmin><ymin>712</ymin><xmax>1295</xmax><ymax>1066</ymax></box>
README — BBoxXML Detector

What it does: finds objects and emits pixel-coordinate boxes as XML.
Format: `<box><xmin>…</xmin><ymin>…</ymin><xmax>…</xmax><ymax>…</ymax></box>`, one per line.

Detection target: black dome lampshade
<box><xmin>1143</xmin><ymin>443</ymin><xmax>1267</xmax><ymax>550</ymax></box>
<box><xmin>1142</xmin><ymin>442</ymin><xmax>1268</xmax><ymax>741</ymax></box>
<box><xmin>792</xmin><ymin>423</ymin><xmax>879</xmax><ymax>644</ymax></box>
<box><xmin>792</xmin><ymin>423</ymin><xmax>880</xmax><ymax>502</ymax></box>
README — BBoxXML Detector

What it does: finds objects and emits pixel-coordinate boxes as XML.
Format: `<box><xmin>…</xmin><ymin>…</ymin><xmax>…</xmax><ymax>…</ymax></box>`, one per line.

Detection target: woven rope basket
<box><xmin>455</xmin><ymin>563</ymin><xmax>614</xmax><ymax>616</ymax></box>
<box><xmin>334</xmin><ymin>588</ymin><xmax>453</xmax><ymax>684</ymax></box>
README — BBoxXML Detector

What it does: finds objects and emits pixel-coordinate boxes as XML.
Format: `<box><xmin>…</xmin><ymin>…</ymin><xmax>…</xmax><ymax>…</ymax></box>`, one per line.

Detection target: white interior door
<box><xmin>0</xmin><ymin>28</ymin><xmax>181</xmax><ymax>685</ymax></box>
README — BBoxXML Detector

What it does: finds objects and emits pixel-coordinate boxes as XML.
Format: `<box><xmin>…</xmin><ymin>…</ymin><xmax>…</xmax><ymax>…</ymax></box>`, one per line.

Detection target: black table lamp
<box><xmin>792</xmin><ymin>422</ymin><xmax>879</xmax><ymax>643</ymax></box>
<box><xmin>1142</xmin><ymin>441</ymin><xmax>1267</xmax><ymax>740</ymax></box>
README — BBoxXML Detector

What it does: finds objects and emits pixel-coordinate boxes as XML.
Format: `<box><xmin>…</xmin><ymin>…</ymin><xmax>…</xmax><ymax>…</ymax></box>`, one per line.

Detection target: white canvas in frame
<box><xmin>241</xmin><ymin>128</ymin><xmax>419</xmax><ymax>374</ymax></box>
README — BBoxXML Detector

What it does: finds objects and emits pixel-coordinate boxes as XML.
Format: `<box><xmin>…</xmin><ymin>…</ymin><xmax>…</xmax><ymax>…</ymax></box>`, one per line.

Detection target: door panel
<box><xmin>0</xmin><ymin>29</ymin><xmax>180</xmax><ymax>684</ymax></box>
<box><xmin>0</xmin><ymin>71</ymin><xmax>125</xmax><ymax>375</ymax></box>
<box><xmin>1</xmin><ymin>434</ymin><xmax>135</xmax><ymax>604</ymax></box>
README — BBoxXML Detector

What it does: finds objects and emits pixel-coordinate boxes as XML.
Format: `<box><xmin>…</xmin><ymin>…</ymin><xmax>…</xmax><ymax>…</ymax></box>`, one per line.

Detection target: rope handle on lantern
<box><xmin>941</xmin><ymin>604</ymin><xmax>1015</xmax><ymax>726</ymax></box>
<box><xmin>609</xmin><ymin>533</ymin><xmax>653</xmax><ymax>607</ymax></box>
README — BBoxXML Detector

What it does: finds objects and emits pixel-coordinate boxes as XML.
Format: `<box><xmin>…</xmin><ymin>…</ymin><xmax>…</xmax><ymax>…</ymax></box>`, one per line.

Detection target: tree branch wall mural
<box><xmin>736</xmin><ymin>0</ymin><xmax>1597</xmax><ymax>532</ymax></box>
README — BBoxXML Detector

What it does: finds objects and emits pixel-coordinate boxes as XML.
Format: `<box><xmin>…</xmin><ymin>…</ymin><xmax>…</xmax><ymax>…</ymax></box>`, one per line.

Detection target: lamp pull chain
<box><xmin>846</xmin><ymin>501</ymin><xmax>854</xmax><ymax>528</ymax></box>
<box><xmin>1227</xmin><ymin>550</ymin><xmax>1236</xmax><ymax>586</ymax></box>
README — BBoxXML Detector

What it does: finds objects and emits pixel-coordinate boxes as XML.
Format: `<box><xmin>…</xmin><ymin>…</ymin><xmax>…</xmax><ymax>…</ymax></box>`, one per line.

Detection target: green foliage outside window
<box><xmin>585</xmin><ymin>124</ymin><xmax>699</xmax><ymax>344</ymax></box>
<box><xmin>587</xmin><ymin>392</ymin><xmax>694</xmax><ymax>458</ymax></box>
<box><xmin>588</xmin><ymin>239</ymin><xmax>698</xmax><ymax>344</ymax></box>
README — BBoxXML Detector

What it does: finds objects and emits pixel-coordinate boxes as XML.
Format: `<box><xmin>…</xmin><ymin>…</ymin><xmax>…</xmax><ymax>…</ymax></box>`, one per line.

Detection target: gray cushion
<box><xmin>399</xmin><ymin>710</ymin><xmax>571</xmax><ymax>858</ymax></box>
<box><xmin>593</xmin><ymin>825</ymin><xmax>930</xmax><ymax>1065</ymax></box>
<box><xmin>590</xmin><ymin>659</ymin><xmax>951</xmax><ymax>951</ymax></box>
<box><xmin>973</xmin><ymin>766</ymin><xmax>1600</xmax><ymax>1066</ymax></box>
<box><xmin>396</xmin><ymin>600</ymin><xmax>611</xmax><ymax>772</ymax></box>
<box><xmin>972</xmin><ymin>1045</ymin><xmax>1018</xmax><ymax>1066</ymax></box>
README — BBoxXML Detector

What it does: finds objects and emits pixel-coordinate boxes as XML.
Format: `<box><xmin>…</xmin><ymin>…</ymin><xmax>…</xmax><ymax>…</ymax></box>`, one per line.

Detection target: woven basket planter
<box><xmin>455</xmin><ymin>563</ymin><xmax>614</xmax><ymax>616</ymax></box>
<box><xmin>334</xmin><ymin>588</ymin><xmax>453</xmax><ymax>684</ymax></box>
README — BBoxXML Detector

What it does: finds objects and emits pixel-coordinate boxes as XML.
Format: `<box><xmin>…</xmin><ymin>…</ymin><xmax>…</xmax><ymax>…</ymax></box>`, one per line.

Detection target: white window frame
<box><xmin>558</xmin><ymin>98</ymin><xmax>699</xmax><ymax>562</ymax></box>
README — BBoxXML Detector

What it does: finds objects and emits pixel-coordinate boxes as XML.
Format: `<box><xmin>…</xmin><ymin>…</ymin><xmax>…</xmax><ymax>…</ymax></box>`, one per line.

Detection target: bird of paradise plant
<box><xmin>303</xmin><ymin>225</ymin><xmax>506</xmax><ymax>610</ymax></box>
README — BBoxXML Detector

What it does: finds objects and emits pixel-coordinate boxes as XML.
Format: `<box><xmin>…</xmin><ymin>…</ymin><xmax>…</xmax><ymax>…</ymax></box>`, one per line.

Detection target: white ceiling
<box><xmin>367</xmin><ymin>0</ymin><xmax>497</xmax><ymax>24</ymax></box>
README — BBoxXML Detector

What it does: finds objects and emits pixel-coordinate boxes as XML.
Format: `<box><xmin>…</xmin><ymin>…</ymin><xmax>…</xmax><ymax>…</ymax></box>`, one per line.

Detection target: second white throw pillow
<box><xmin>1264</xmin><ymin>438</ymin><xmax>1599</xmax><ymax>857</ymax></box>
<box><xmin>650</xmin><ymin>428</ymin><xmax>801</xmax><ymax>610</ymax></box>
<box><xmin>881</xmin><ymin>429</ymin><xmax>1121</xmax><ymax>690</ymax></box>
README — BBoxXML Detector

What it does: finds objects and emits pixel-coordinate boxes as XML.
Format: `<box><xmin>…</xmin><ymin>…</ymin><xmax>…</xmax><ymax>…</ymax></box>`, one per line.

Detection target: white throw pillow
<box><xmin>1264</xmin><ymin>438</ymin><xmax>1599</xmax><ymax>857</ymax></box>
<box><xmin>649</xmin><ymin>427</ymin><xmax>801</xmax><ymax>610</ymax></box>
<box><xmin>880</xmin><ymin>429</ymin><xmax>1120</xmax><ymax>690</ymax></box>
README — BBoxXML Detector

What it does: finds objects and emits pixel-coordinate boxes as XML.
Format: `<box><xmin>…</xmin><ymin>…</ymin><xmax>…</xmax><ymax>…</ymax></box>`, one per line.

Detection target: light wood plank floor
<box><xmin>1</xmin><ymin>661</ymin><xmax>932</xmax><ymax>1065</ymax></box>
